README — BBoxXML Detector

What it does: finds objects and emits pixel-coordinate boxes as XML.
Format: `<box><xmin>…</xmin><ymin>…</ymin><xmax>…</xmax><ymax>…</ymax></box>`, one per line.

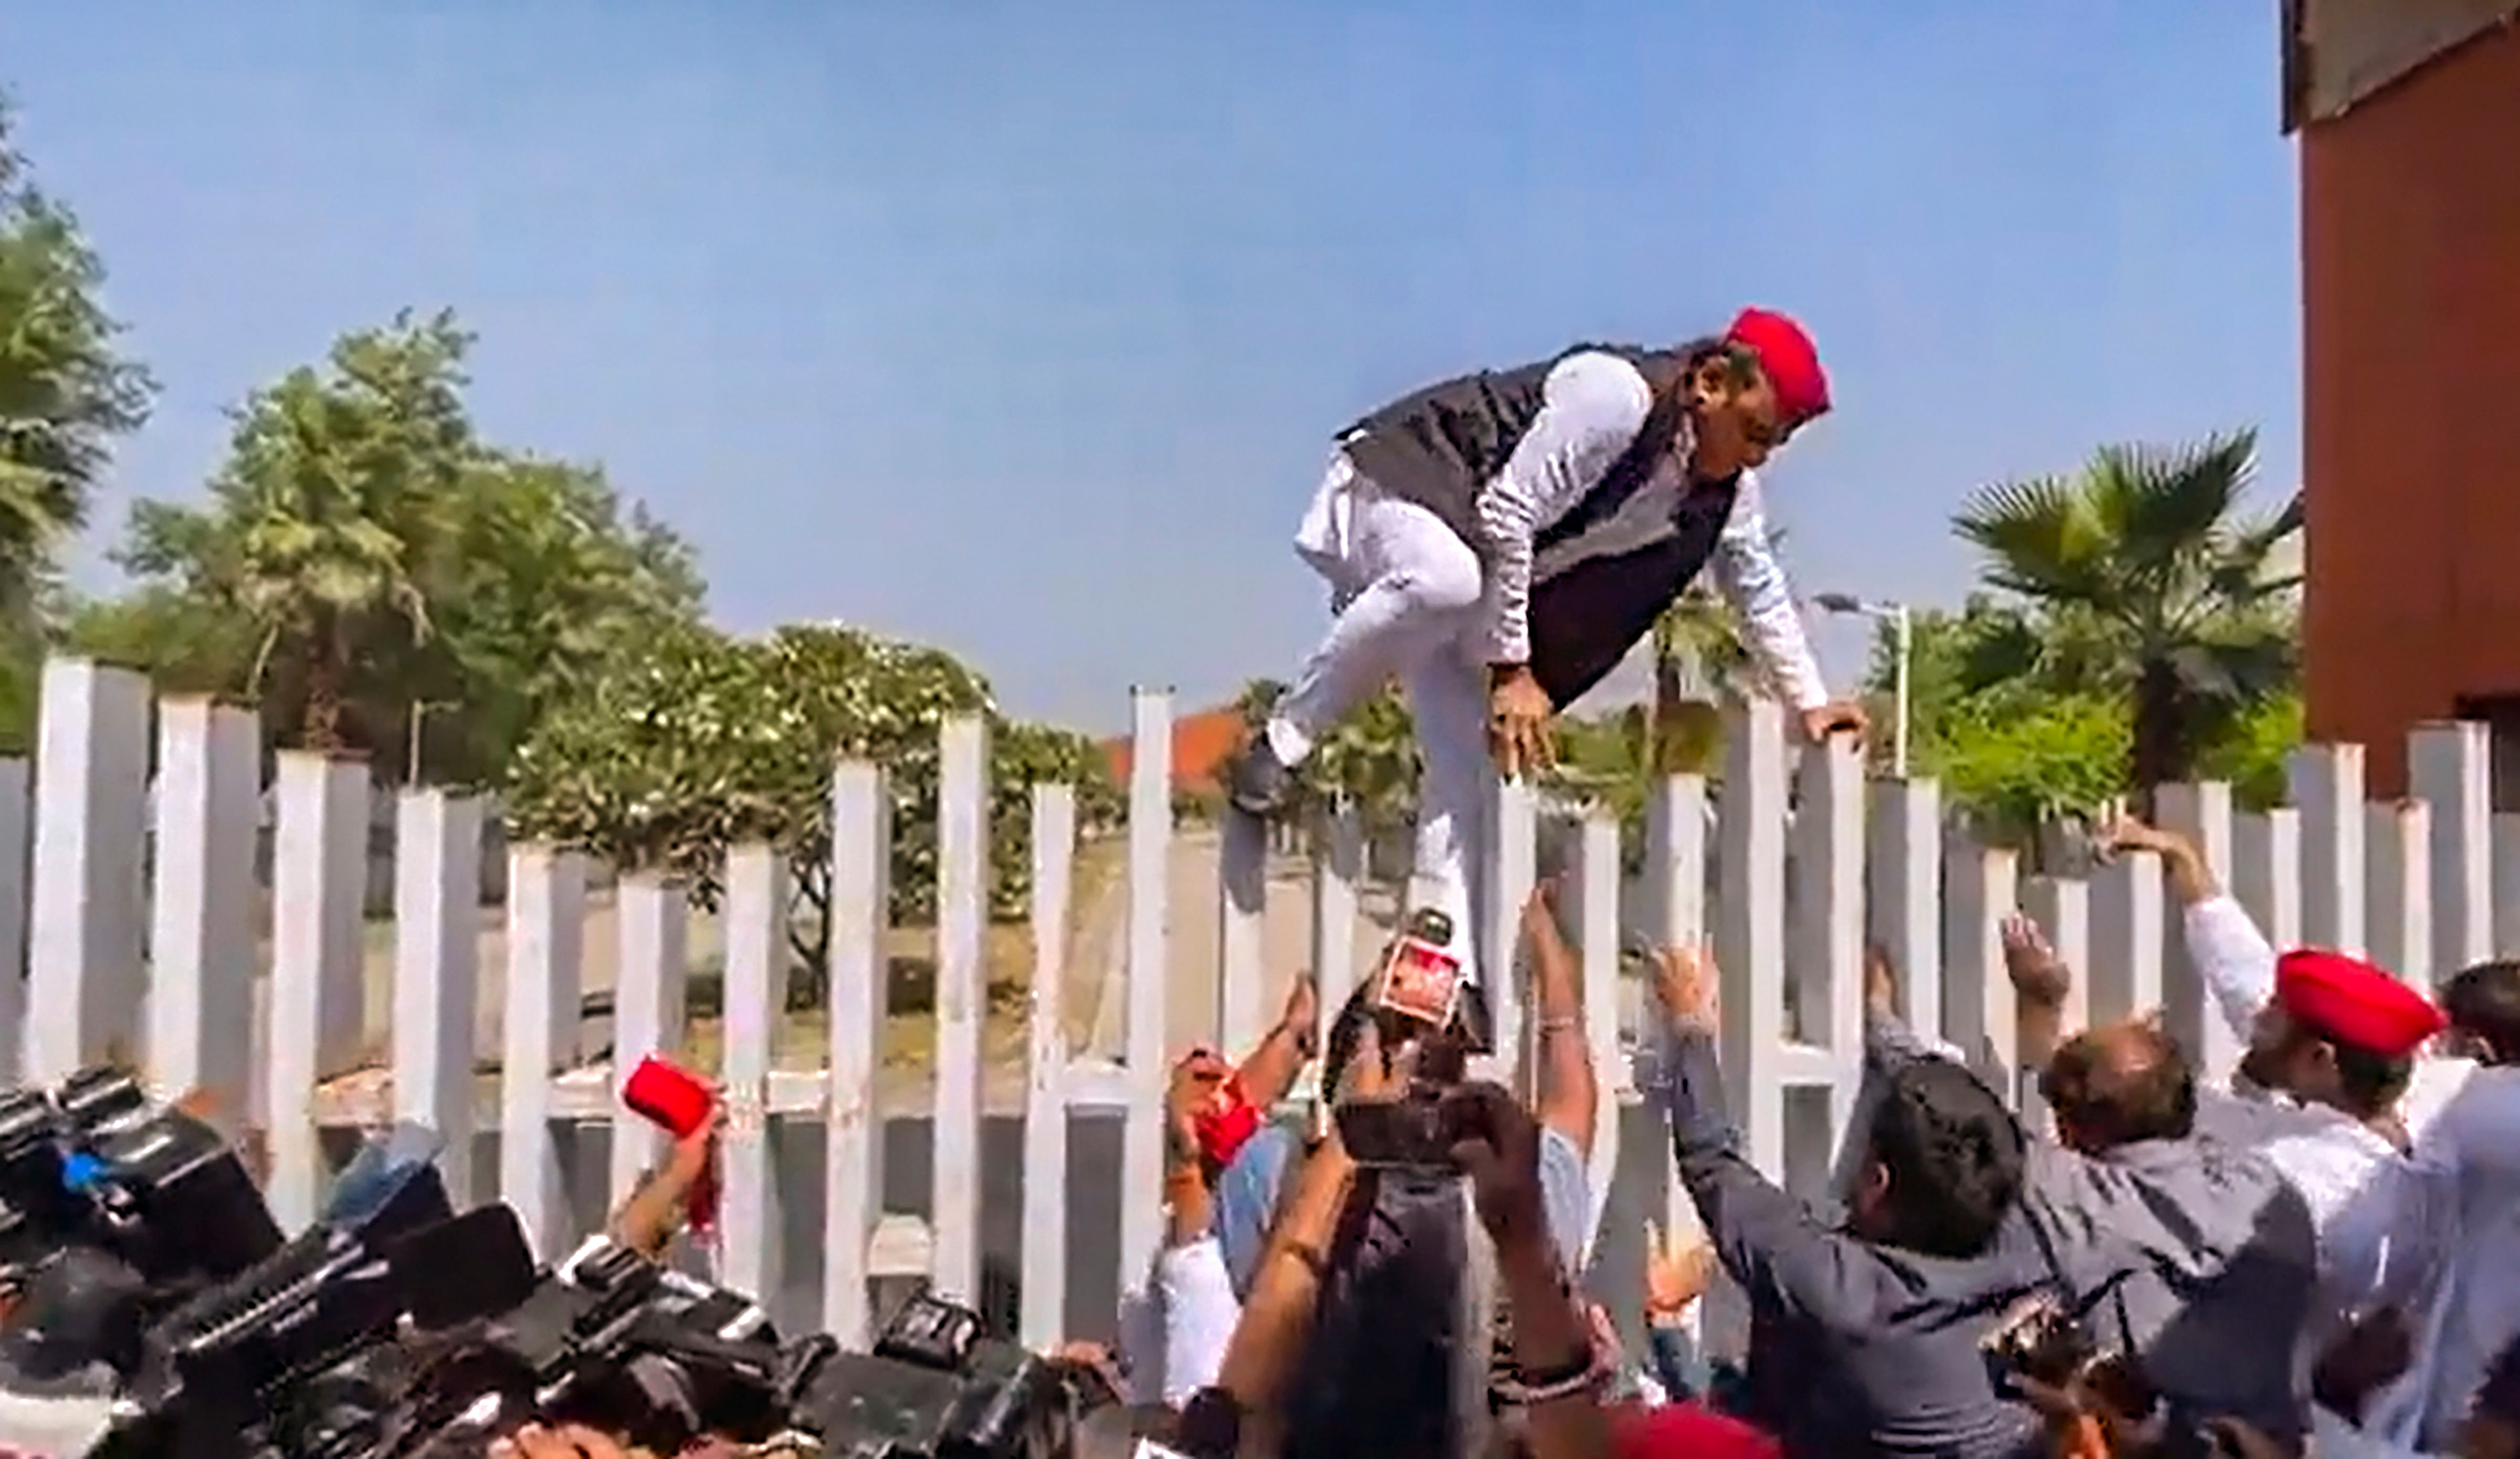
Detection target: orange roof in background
<box><xmin>1105</xmin><ymin>707</ymin><xmax>1246</xmax><ymax>791</ymax></box>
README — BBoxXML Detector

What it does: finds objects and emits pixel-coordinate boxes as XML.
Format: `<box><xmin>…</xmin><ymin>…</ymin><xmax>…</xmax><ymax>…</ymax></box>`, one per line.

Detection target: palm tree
<box><xmin>117</xmin><ymin>311</ymin><xmax>473</xmax><ymax>752</ymax></box>
<box><xmin>1952</xmin><ymin>429</ymin><xmax>2300</xmax><ymax>797</ymax></box>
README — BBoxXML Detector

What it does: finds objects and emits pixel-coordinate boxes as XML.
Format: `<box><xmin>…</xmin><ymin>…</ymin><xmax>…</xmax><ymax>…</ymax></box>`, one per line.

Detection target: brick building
<box><xmin>2294</xmin><ymin>2</ymin><xmax>2520</xmax><ymax>797</ymax></box>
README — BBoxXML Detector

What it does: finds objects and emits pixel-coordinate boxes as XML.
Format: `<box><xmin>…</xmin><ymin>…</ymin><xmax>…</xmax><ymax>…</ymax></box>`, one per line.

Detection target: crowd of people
<box><xmin>16</xmin><ymin>799</ymin><xmax>2508</xmax><ymax>1459</ymax></box>
<box><xmin>34</xmin><ymin>309</ymin><xmax>2506</xmax><ymax>1458</ymax></box>
<box><xmin>992</xmin><ymin>808</ymin><xmax>2517</xmax><ymax>1459</ymax></box>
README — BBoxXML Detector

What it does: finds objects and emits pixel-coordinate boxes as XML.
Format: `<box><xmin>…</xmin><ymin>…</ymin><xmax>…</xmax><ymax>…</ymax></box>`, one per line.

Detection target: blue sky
<box><xmin>5</xmin><ymin>1</ymin><xmax>2300</xmax><ymax>730</ymax></box>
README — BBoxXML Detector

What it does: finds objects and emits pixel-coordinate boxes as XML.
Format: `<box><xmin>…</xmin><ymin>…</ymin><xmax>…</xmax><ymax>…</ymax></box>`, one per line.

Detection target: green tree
<box><xmin>1952</xmin><ymin>431</ymin><xmax>2300</xmax><ymax>795</ymax></box>
<box><xmin>62</xmin><ymin>585</ymin><xmax>260</xmax><ymax>696</ymax></box>
<box><xmin>505</xmin><ymin>623</ymin><xmax>1119</xmax><ymax>1004</ymax></box>
<box><xmin>1928</xmin><ymin>692</ymin><xmax>2131</xmax><ymax>851</ymax></box>
<box><xmin>118</xmin><ymin>310</ymin><xmax>475</xmax><ymax>752</ymax></box>
<box><xmin>0</xmin><ymin>102</ymin><xmax>154</xmax><ymax>618</ymax></box>
<box><xmin>104</xmin><ymin>312</ymin><xmax>704</xmax><ymax>782</ymax></box>
<box><xmin>401</xmin><ymin>454</ymin><xmax>704</xmax><ymax>785</ymax></box>
<box><xmin>2196</xmin><ymin>689</ymin><xmax>2303</xmax><ymax>812</ymax></box>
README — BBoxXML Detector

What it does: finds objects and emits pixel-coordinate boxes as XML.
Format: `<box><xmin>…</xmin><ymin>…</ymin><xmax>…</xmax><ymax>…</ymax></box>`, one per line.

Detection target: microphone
<box><xmin>320</xmin><ymin>1121</ymin><xmax>450</xmax><ymax>1237</ymax></box>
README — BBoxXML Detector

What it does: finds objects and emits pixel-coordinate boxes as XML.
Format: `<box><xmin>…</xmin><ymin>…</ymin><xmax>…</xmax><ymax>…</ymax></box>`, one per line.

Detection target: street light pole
<box><xmin>1812</xmin><ymin>592</ymin><xmax>1913</xmax><ymax>779</ymax></box>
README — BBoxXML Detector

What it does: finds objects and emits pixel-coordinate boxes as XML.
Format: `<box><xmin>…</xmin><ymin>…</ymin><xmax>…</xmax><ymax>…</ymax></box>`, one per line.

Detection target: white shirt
<box><xmin>1115</xmin><ymin>1233</ymin><xmax>1239</xmax><ymax>1406</ymax></box>
<box><xmin>2387</xmin><ymin>1063</ymin><xmax>2520</xmax><ymax>1445</ymax></box>
<box><xmin>2180</xmin><ymin>897</ymin><xmax>2477</xmax><ymax>1444</ymax></box>
<box><xmin>1467</xmin><ymin>349</ymin><xmax>1828</xmax><ymax>707</ymax></box>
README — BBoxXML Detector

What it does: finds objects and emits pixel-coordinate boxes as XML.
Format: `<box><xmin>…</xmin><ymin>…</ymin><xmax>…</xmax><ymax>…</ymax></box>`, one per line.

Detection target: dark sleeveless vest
<box><xmin>1527</xmin><ymin>472</ymin><xmax>1740</xmax><ymax>708</ymax></box>
<box><xmin>1336</xmin><ymin>342</ymin><xmax>1742</xmax><ymax>710</ymax></box>
<box><xmin>1338</xmin><ymin>343</ymin><xmax>1688</xmax><ymax>555</ymax></box>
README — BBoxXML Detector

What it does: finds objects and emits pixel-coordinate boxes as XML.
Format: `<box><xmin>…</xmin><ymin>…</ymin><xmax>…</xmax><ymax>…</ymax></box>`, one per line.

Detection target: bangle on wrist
<box><xmin>1496</xmin><ymin>1347</ymin><xmax>1608</xmax><ymax>1405</ymax></box>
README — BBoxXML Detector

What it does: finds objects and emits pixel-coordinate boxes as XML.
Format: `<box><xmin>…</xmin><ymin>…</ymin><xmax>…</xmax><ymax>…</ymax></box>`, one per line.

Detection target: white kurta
<box><xmin>2178</xmin><ymin>897</ymin><xmax>2472</xmax><ymax>1445</ymax></box>
<box><xmin>2379</xmin><ymin>1064</ymin><xmax>2520</xmax><ymax>1447</ymax></box>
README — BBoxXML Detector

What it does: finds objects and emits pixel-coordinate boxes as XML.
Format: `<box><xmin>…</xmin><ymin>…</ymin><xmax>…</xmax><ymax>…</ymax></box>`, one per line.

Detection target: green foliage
<box><xmin>505</xmin><ymin>623</ymin><xmax>1120</xmax><ymax>988</ymax></box>
<box><xmin>104</xmin><ymin>310</ymin><xmax>704</xmax><ymax>781</ymax></box>
<box><xmin>1922</xmin><ymin>693</ymin><xmax>2130</xmax><ymax>849</ymax></box>
<box><xmin>117</xmin><ymin>309</ymin><xmax>478</xmax><ymax>750</ymax></box>
<box><xmin>0</xmin><ymin>102</ymin><xmax>153</xmax><ymax>618</ymax></box>
<box><xmin>406</xmin><ymin>454</ymin><xmax>706</xmax><ymax>786</ymax></box>
<box><xmin>64</xmin><ymin>585</ymin><xmax>262</xmax><ymax>696</ymax></box>
<box><xmin>1871</xmin><ymin>432</ymin><xmax>2307</xmax><ymax>841</ymax></box>
<box><xmin>2196</xmin><ymin>690</ymin><xmax>2303</xmax><ymax>812</ymax></box>
<box><xmin>1951</xmin><ymin>431</ymin><xmax>2300</xmax><ymax>790</ymax></box>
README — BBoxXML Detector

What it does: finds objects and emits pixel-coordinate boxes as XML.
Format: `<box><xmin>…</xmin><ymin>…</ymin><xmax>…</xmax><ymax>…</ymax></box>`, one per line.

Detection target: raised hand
<box><xmin>1797</xmin><ymin>700</ymin><xmax>1868</xmax><ymax>745</ymax></box>
<box><xmin>1164</xmin><ymin>1047</ymin><xmax>1233</xmax><ymax>1168</ymax></box>
<box><xmin>2001</xmin><ymin>913</ymin><xmax>2073</xmax><ymax>1006</ymax></box>
<box><xmin>1643</xmin><ymin>1218</ymin><xmax>1718</xmax><ymax>1318</ymax></box>
<box><xmin>1650</xmin><ymin>942</ymin><xmax>1720</xmax><ymax>1036</ymax></box>
<box><xmin>1277</xmin><ymin>970</ymin><xmax>1319</xmax><ymax>1055</ymax></box>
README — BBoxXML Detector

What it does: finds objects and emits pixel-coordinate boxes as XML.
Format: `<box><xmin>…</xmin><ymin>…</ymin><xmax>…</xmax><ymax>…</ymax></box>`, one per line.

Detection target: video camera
<box><xmin>382</xmin><ymin>1236</ymin><xmax>1102</xmax><ymax>1459</ymax></box>
<box><xmin>34</xmin><ymin>1123</ymin><xmax>541</xmax><ymax>1459</ymax></box>
<box><xmin>0</xmin><ymin>1068</ymin><xmax>282</xmax><ymax>1313</ymax></box>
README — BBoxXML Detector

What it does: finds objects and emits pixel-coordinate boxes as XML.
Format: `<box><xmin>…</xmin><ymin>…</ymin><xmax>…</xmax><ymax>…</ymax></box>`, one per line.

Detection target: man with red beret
<box><xmin>1228</xmin><ymin>309</ymin><xmax>1866</xmax><ymax>989</ymax></box>
<box><xmin>2259</xmin><ymin>947</ymin><xmax>2449</xmax><ymax>1100</ymax></box>
<box><xmin>2107</xmin><ymin>815</ymin><xmax>2475</xmax><ymax>1448</ymax></box>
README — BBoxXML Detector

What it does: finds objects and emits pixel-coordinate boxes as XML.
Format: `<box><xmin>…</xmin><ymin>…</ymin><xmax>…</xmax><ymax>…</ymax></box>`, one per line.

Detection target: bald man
<box><xmin>1862</xmin><ymin>978</ymin><xmax>2316</xmax><ymax>1448</ymax></box>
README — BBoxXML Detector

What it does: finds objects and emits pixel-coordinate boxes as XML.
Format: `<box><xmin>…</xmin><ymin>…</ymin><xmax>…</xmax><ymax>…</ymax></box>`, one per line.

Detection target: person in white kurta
<box><xmin>2367</xmin><ymin>1062</ymin><xmax>2520</xmax><ymax>1451</ymax></box>
<box><xmin>2108</xmin><ymin>817</ymin><xmax>2467</xmax><ymax>1450</ymax></box>
<box><xmin>2135</xmin><ymin>809</ymin><xmax>2520</xmax><ymax>1453</ymax></box>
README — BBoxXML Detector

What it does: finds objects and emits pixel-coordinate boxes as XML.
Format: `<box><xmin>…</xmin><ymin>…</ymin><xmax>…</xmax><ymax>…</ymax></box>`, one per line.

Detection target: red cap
<box><xmin>2276</xmin><ymin>948</ymin><xmax>2446</xmax><ymax>1058</ymax></box>
<box><xmin>1172</xmin><ymin>1047</ymin><xmax>1264</xmax><ymax>1171</ymax></box>
<box><xmin>1611</xmin><ymin>1401</ymin><xmax>1781</xmax><ymax>1459</ymax></box>
<box><xmin>1192</xmin><ymin>1074</ymin><xmax>1264</xmax><ymax>1169</ymax></box>
<box><xmin>1724</xmin><ymin>307</ymin><xmax>1830</xmax><ymax>426</ymax></box>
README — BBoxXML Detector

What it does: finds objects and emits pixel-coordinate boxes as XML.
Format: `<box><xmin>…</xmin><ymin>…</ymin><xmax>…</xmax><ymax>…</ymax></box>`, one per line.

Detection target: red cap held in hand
<box><xmin>1192</xmin><ymin>1075</ymin><xmax>1264</xmax><ymax>1170</ymax></box>
<box><xmin>623</xmin><ymin>1054</ymin><xmax>721</xmax><ymax>1235</ymax></box>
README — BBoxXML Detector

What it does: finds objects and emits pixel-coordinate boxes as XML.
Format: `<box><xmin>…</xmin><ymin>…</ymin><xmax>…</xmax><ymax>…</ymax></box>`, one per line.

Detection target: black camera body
<box><xmin>372</xmin><ymin>1235</ymin><xmax>788</xmax><ymax>1458</ymax></box>
<box><xmin>0</xmin><ymin>1087</ymin><xmax>83</xmax><ymax>1275</ymax></box>
<box><xmin>77</xmin><ymin>1188</ymin><xmax>534</xmax><ymax>1459</ymax></box>
<box><xmin>390</xmin><ymin>1246</ymin><xmax>1096</xmax><ymax>1459</ymax></box>
<box><xmin>0</xmin><ymin>1067</ymin><xmax>281</xmax><ymax>1296</ymax></box>
<box><xmin>783</xmin><ymin>1292</ymin><xmax>1080</xmax><ymax>1459</ymax></box>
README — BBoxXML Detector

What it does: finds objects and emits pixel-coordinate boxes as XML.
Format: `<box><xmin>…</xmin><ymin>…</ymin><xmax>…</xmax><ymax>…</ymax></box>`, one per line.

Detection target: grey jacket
<box><xmin>1658</xmin><ymin>1030</ymin><xmax>2052</xmax><ymax>1458</ymax></box>
<box><xmin>1863</xmin><ymin>1011</ymin><xmax>2318</xmax><ymax>1448</ymax></box>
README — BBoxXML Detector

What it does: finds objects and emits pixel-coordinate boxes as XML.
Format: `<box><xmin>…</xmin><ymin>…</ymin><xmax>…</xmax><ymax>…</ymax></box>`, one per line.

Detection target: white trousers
<box><xmin>1267</xmin><ymin>454</ymin><xmax>1493</xmax><ymax>982</ymax></box>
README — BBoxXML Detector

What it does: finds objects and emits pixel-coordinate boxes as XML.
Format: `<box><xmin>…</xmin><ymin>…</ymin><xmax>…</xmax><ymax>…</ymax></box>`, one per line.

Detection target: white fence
<box><xmin>1</xmin><ymin>656</ymin><xmax>2513</xmax><ymax>1355</ymax></box>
